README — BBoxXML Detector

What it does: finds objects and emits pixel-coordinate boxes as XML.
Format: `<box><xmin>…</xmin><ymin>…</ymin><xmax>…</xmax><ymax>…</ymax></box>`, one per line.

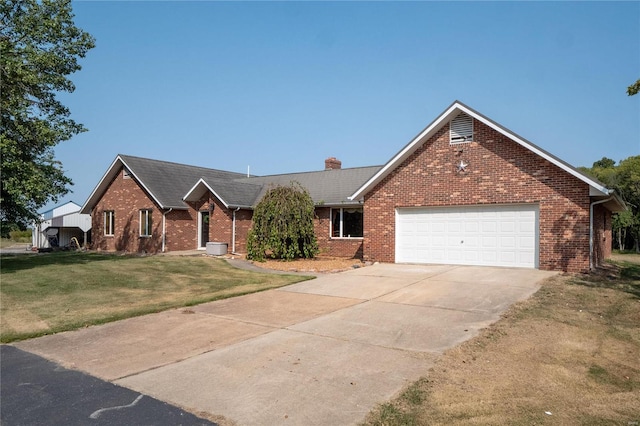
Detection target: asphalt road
<box><xmin>0</xmin><ymin>345</ymin><xmax>216</xmax><ymax>426</ymax></box>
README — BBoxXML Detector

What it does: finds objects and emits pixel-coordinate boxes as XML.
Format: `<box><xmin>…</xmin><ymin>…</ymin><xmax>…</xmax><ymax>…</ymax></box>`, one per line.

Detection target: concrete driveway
<box><xmin>15</xmin><ymin>263</ymin><xmax>556</xmax><ymax>425</ymax></box>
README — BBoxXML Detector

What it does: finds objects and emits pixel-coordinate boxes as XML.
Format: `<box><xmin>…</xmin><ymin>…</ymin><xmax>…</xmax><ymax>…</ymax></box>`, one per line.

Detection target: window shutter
<box><xmin>450</xmin><ymin>113</ymin><xmax>473</xmax><ymax>144</ymax></box>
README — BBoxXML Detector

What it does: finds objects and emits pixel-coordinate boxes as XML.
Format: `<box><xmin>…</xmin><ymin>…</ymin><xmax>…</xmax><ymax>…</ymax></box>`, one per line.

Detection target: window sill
<box><xmin>330</xmin><ymin>237</ymin><xmax>364</xmax><ymax>240</ymax></box>
<box><xmin>139</xmin><ymin>235</ymin><xmax>152</xmax><ymax>238</ymax></box>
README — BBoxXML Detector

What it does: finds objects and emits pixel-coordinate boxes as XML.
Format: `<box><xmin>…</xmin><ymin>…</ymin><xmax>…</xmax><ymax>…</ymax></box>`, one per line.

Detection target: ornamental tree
<box><xmin>1</xmin><ymin>0</ymin><xmax>95</xmax><ymax>228</ymax></box>
<box><xmin>247</xmin><ymin>182</ymin><xmax>319</xmax><ymax>261</ymax></box>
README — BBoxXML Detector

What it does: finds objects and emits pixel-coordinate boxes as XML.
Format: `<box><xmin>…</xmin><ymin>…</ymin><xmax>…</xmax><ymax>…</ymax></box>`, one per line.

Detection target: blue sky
<box><xmin>51</xmin><ymin>1</ymin><xmax>639</xmax><ymax>211</ymax></box>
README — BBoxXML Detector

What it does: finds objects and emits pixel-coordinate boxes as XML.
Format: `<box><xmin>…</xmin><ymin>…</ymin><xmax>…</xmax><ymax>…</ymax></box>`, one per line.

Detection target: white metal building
<box><xmin>32</xmin><ymin>201</ymin><xmax>92</xmax><ymax>249</ymax></box>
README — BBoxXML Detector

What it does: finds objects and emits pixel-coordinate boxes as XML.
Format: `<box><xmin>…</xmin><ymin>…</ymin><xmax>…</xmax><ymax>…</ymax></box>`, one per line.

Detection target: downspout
<box><xmin>162</xmin><ymin>208</ymin><xmax>173</xmax><ymax>253</ymax></box>
<box><xmin>232</xmin><ymin>207</ymin><xmax>240</xmax><ymax>254</ymax></box>
<box><xmin>589</xmin><ymin>197</ymin><xmax>613</xmax><ymax>271</ymax></box>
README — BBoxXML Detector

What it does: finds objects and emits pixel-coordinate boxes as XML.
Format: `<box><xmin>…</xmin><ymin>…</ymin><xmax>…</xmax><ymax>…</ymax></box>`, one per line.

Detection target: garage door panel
<box><xmin>518</xmin><ymin>250</ymin><xmax>534</xmax><ymax>263</ymax></box>
<box><xmin>481</xmin><ymin>251</ymin><xmax>497</xmax><ymax>263</ymax></box>
<box><xmin>465</xmin><ymin>221</ymin><xmax>479</xmax><ymax>232</ymax></box>
<box><xmin>520</xmin><ymin>236</ymin><xmax>535</xmax><ymax>249</ymax></box>
<box><xmin>463</xmin><ymin>251</ymin><xmax>480</xmax><ymax>262</ymax></box>
<box><xmin>396</xmin><ymin>205</ymin><xmax>538</xmax><ymax>268</ymax></box>
<box><xmin>482</xmin><ymin>221</ymin><xmax>497</xmax><ymax>232</ymax></box>
<box><xmin>500</xmin><ymin>221</ymin><xmax>516</xmax><ymax>232</ymax></box>
<box><xmin>463</xmin><ymin>237</ymin><xmax>479</xmax><ymax>249</ymax></box>
<box><xmin>447</xmin><ymin>222</ymin><xmax>462</xmax><ymax>232</ymax></box>
<box><xmin>482</xmin><ymin>236</ymin><xmax>497</xmax><ymax>248</ymax></box>
<box><xmin>448</xmin><ymin>237</ymin><xmax>464</xmax><ymax>248</ymax></box>
<box><xmin>500</xmin><ymin>236</ymin><xmax>516</xmax><ymax>248</ymax></box>
<box><xmin>430</xmin><ymin>251</ymin><xmax>445</xmax><ymax>262</ymax></box>
<box><xmin>416</xmin><ymin>222</ymin><xmax>429</xmax><ymax>233</ymax></box>
<box><xmin>448</xmin><ymin>250</ymin><xmax>463</xmax><ymax>261</ymax></box>
<box><xmin>519</xmin><ymin>222</ymin><xmax>534</xmax><ymax>233</ymax></box>
<box><xmin>431</xmin><ymin>236</ymin><xmax>446</xmax><ymax>248</ymax></box>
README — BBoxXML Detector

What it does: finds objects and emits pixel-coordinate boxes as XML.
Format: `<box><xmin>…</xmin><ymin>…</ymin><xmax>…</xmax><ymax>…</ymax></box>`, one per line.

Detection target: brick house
<box><xmin>81</xmin><ymin>101</ymin><xmax>624</xmax><ymax>272</ymax></box>
<box><xmin>81</xmin><ymin>154</ymin><xmax>379</xmax><ymax>259</ymax></box>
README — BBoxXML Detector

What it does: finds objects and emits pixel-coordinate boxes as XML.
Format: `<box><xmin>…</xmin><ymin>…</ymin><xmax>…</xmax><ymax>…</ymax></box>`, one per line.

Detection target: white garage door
<box><xmin>396</xmin><ymin>204</ymin><xmax>538</xmax><ymax>268</ymax></box>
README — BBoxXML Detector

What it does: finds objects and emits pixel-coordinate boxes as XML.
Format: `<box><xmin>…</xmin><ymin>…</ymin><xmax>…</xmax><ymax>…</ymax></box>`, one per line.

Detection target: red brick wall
<box><xmin>91</xmin><ymin>176</ymin><xmax>255</xmax><ymax>254</ymax></box>
<box><xmin>164</xmin><ymin>208</ymin><xmax>197</xmax><ymax>251</ymax></box>
<box><xmin>233</xmin><ymin>210</ymin><xmax>253</xmax><ymax>253</ymax></box>
<box><xmin>314</xmin><ymin>207</ymin><xmax>364</xmax><ymax>258</ymax></box>
<box><xmin>592</xmin><ymin>204</ymin><xmax>612</xmax><ymax>267</ymax></box>
<box><xmin>91</xmin><ymin>167</ymin><xmax>163</xmax><ymax>253</ymax></box>
<box><xmin>363</xmin><ymin>119</ymin><xmax>592</xmax><ymax>273</ymax></box>
<box><xmin>184</xmin><ymin>193</ymin><xmax>254</xmax><ymax>254</ymax></box>
<box><xmin>90</xmin><ymin>167</ymin><xmax>203</xmax><ymax>253</ymax></box>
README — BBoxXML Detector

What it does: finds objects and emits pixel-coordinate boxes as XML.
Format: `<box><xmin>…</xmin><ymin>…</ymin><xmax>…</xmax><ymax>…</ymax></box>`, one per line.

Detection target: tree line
<box><xmin>579</xmin><ymin>156</ymin><xmax>640</xmax><ymax>252</ymax></box>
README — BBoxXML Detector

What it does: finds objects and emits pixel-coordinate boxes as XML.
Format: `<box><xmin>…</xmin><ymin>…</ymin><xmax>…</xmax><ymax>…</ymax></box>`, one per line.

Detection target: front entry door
<box><xmin>200</xmin><ymin>211</ymin><xmax>210</xmax><ymax>248</ymax></box>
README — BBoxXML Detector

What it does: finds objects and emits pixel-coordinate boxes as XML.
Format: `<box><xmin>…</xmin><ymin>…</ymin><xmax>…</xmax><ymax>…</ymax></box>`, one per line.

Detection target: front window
<box><xmin>140</xmin><ymin>209</ymin><xmax>152</xmax><ymax>237</ymax></box>
<box><xmin>104</xmin><ymin>211</ymin><xmax>115</xmax><ymax>236</ymax></box>
<box><xmin>331</xmin><ymin>208</ymin><xmax>363</xmax><ymax>238</ymax></box>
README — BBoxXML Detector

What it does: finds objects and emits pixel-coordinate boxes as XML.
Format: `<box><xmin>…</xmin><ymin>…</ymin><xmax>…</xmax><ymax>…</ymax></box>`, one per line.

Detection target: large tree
<box><xmin>247</xmin><ymin>182</ymin><xmax>319</xmax><ymax>261</ymax></box>
<box><xmin>1</xmin><ymin>0</ymin><xmax>95</xmax><ymax>228</ymax></box>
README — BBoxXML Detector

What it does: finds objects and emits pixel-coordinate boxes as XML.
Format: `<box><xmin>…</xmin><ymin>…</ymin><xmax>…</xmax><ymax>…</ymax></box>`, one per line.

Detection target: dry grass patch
<box><xmin>364</xmin><ymin>258</ymin><xmax>640</xmax><ymax>425</ymax></box>
<box><xmin>0</xmin><ymin>252</ymin><xmax>311</xmax><ymax>342</ymax></box>
<box><xmin>0</xmin><ymin>239</ymin><xmax>16</xmax><ymax>249</ymax></box>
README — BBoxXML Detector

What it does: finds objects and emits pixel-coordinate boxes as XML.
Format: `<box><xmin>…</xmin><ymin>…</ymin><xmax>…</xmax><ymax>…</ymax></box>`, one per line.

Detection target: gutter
<box><xmin>589</xmin><ymin>197</ymin><xmax>613</xmax><ymax>271</ymax></box>
<box><xmin>162</xmin><ymin>208</ymin><xmax>173</xmax><ymax>253</ymax></box>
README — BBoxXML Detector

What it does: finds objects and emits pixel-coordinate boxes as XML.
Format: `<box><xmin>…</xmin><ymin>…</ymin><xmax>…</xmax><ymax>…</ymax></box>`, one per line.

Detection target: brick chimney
<box><xmin>325</xmin><ymin>157</ymin><xmax>342</xmax><ymax>170</ymax></box>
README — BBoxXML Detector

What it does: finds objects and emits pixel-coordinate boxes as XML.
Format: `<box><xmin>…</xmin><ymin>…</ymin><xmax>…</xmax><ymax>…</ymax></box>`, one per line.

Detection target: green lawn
<box><xmin>0</xmin><ymin>252</ymin><xmax>312</xmax><ymax>343</ymax></box>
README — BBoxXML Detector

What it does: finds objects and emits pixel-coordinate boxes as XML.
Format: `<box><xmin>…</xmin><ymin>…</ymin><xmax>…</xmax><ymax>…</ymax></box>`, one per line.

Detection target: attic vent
<box><xmin>123</xmin><ymin>167</ymin><xmax>131</xmax><ymax>179</ymax></box>
<box><xmin>450</xmin><ymin>113</ymin><xmax>473</xmax><ymax>144</ymax></box>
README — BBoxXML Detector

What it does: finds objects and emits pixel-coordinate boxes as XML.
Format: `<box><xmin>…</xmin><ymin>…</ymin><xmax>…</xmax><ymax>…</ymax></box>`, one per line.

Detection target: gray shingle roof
<box><xmin>120</xmin><ymin>155</ymin><xmax>249</xmax><ymax>209</ymax></box>
<box><xmin>83</xmin><ymin>154</ymin><xmax>381</xmax><ymax>213</ymax></box>
<box><xmin>197</xmin><ymin>177</ymin><xmax>264</xmax><ymax>208</ymax></box>
<box><xmin>236</xmin><ymin>166</ymin><xmax>382</xmax><ymax>206</ymax></box>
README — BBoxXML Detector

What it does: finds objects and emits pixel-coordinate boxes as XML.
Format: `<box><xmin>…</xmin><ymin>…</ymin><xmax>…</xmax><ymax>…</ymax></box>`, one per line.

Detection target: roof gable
<box><xmin>183</xmin><ymin>178</ymin><xmax>263</xmax><ymax>208</ymax></box>
<box><xmin>81</xmin><ymin>155</ymin><xmax>247</xmax><ymax>213</ymax></box>
<box><xmin>349</xmin><ymin>100</ymin><xmax>614</xmax><ymax>201</ymax></box>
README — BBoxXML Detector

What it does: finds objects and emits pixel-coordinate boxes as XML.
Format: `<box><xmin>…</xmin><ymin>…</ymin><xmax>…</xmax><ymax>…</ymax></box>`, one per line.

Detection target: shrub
<box><xmin>9</xmin><ymin>229</ymin><xmax>32</xmax><ymax>242</ymax></box>
<box><xmin>247</xmin><ymin>182</ymin><xmax>319</xmax><ymax>261</ymax></box>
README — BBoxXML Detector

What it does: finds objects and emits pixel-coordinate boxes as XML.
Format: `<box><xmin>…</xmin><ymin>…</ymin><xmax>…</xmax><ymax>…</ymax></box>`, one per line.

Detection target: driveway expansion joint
<box><xmin>280</xmin><ymin>326</ymin><xmax>443</xmax><ymax>357</ymax></box>
<box><xmin>375</xmin><ymin>299</ymin><xmax>497</xmax><ymax>315</ymax></box>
